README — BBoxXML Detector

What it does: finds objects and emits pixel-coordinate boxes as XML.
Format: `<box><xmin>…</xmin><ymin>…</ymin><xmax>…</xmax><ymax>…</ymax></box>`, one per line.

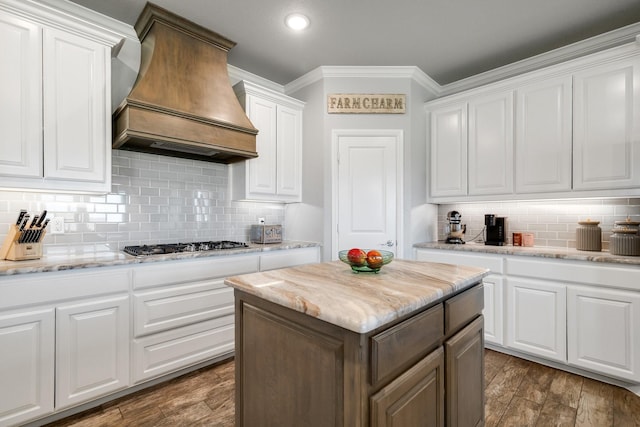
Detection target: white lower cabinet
<box><xmin>415</xmin><ymin>246</ymin><xmax>640</xmax><ymax>388</ymax></box>
<box><xmin>130</xmin><ymin>255</ymin><xmax>259</xmax><ymax>383</ymax></box>
<box><xmin>506</xmin><ymin>278</ymin><xmax>566</xmax><ymax>362</ymax></box>
<box><xmin>0</xmin><ymin>245</ymin><xmax>322</xmax><ymax>425</ymax></box>
<box><xmin>567</xmin><ymin>285</ymin><xmax>640</xmax><ymax>382</ymax></box>
<box><xmin>0</xmin><ymin>309</ymin><xmax>54</xmax><ymax>427</ymax></box>
<box><xmin>55</xmin><ymin>295</ymin><xmax>130</xmax><ymax>410</ymax></box>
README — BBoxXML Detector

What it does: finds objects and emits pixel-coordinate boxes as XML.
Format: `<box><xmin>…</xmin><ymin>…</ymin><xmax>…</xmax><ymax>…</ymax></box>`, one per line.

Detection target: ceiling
<box><xmin>68</xmin><ymin>0</ymin><xmax>640</xmax><ymax>86</ymax></box>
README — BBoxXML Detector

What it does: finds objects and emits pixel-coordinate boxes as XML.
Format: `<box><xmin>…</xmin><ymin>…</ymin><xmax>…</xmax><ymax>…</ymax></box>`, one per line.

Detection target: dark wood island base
<box><xmin>226</xmin><ymin>260</ymin><xmax>488</xmax><ymax>427</ymax></box>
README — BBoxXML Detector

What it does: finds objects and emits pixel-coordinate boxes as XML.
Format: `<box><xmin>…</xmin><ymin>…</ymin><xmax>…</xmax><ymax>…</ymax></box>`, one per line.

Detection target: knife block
<box><xmin>0</xmin><ymin>225</ymin><xmax>45</xmax><ymax>261</ymax></box>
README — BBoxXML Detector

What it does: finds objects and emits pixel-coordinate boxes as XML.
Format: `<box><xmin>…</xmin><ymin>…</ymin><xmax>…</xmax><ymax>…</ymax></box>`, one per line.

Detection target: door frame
<box><xmin>331</xmin><ymin>129</ymin><xmax>404</xmax><ymax>259</ymax></box>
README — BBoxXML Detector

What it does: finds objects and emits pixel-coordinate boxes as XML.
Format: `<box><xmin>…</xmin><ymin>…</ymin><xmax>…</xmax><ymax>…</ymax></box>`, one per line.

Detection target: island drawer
<box><xmin>370</xmin><ymin>303</ymin><xmax>443</xmax><ymax>386</ymax></box>
<box><xmin>444</xmin><ymin>284</ymin><xmax>484</xmax><ymax>336</ymax></box>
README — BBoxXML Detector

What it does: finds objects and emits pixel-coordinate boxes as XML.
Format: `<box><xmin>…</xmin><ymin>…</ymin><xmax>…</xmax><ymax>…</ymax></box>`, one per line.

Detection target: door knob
<box><xmin>382</xmin><ymin>240</ymin><xmax>394</xmax><ymax>247</ymax></box>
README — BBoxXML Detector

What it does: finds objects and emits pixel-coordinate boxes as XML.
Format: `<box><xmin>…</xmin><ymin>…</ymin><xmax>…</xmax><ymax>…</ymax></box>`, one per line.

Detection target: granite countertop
<box><xmin>414</xmin><ymin>241</ymin><xmax>640</xmax><ymax>266</ymax></box>
<box><xmin>224</xmin><ymin>259</ymin><xmax>489</xmax><ymax>334</ymax></box>
<box><xmin>0</xmin><ymin>241</ymin><xmax>321</xmax><ymax>276</ymax></box>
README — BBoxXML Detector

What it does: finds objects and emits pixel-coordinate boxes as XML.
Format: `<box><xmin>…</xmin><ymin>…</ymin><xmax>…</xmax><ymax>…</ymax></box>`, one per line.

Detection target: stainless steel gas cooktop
<box><xmin>123</xmin><ymin>241</ymin><xmax>249</xmax><ymax>256</ymax></box>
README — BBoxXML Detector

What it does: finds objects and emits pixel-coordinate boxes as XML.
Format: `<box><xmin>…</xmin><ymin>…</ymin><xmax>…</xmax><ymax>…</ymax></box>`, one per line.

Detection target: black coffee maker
<box><xmin>485</xmin><ymin>214</ymin><xmax>506</xmax><ymax>246</ymax></box>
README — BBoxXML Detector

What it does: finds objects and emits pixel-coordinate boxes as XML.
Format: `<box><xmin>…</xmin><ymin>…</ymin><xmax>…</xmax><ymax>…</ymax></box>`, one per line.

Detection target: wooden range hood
<box><xmin>113</xmin><ymin>3</ymin><xmax>258</xmax><ymax>163</ymax></box>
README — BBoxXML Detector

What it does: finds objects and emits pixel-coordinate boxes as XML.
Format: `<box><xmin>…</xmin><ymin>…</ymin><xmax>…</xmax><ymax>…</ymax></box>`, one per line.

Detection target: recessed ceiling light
<box><xmin>285</xmin><ymin>13</ymin><xmax>310</xmax><ymax>31</ymax></box>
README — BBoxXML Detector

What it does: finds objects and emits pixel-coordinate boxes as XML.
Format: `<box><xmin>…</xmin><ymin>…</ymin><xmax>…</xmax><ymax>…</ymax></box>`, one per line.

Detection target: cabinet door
<box><xmin>567</xmin><ymin>285</ymin><xmax>640</xmax><ymax>382</ymax></box>
<box><xmin>276</xmin><ymin>104</ymin><xmax>302</xmax><ymax>200</ymax></box>
<box><xmin>56</xmin><ymin>295</ymin><xmax>129</xmax><ymax>410</ymax></box>
<box><xmin>482</xmin><ymin>275</ymin><xmax>504</xmax><ymax>346</ymax></box>
<box><xmin>246</xmin><ymin>95</ymin><xmax>278</xmax><ymax>196</ymax></box>
<box><xmin>371</xmin><ymin>346</ymin><xmax>445</xmax><ymax>427</ymax></box>
<box><xmin>573</xmin><ymin>57</ymin><xmax>640</xmax><ymax>190</ymax></box>
<box><xmin>515</xmin><ymin>76</ymin><xmax>572</xmax><ymax>193</ymax></box>
<box><xmin>0</xmin><ymin>13</ymin><xmax>42</xmax><ymax>179</ymax></box>
<box><xmin>506</xmin><ymin>278</ymin><xmax>566</xmax><ymax>361</ymax></box>
<box><xmin>0</xmin><ymin>309</ymin><xmax>54</xmax><ymax>426</ymax></box>
<box><xmin>42</xmin><ymin>27</ymin><xmax>109</xmax><ymax>187</ymax></box>
<box><xmin>468</xmin><ymin>91</ymin><xmax>514</xmax><ymax>195</ymax></box>
<box><xmin>445</xmin><ymin>315</ymin><xmax>484</xmax><ymax>427</ymax></box>
<box><xmin>429</xmin><ymin>102</ymin><xmax>468</xmax><ymax>198</ymax></box>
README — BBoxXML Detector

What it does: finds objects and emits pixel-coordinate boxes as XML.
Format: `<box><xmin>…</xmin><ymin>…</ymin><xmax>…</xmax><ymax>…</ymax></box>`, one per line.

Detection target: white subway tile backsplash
<box><xmin>438</xmin><ymin>198</ymin><xmax>640</xmax><ymax>249</ymax></box>
<box><xmin>0</xmin><ymin>150</ymin><xmax>285</xmax><ymax>252</ymax></box>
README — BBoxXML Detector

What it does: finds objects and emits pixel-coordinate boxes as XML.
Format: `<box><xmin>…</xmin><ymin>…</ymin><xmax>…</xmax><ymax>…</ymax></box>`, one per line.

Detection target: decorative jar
<box><xmin>576</xmin><ymin>220</ymin><xmax>601</xmax><ymax>251</ymax></box>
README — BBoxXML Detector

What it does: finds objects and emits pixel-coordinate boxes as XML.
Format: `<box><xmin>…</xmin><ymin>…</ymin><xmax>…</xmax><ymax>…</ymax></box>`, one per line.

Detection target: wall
<box><xmin>286</xmin><ymin>69</ymin><xmax>439</xmax><ymax>261</ymax></box>
<box><xmin>437</xmin><ymin>198</ymin><xmax>640</xmax><ymax>250</ymax></box>
<box><xmin>0</xmin><ymin>150</ymin><xmax>285</xmax><ymax>253</ymax></box>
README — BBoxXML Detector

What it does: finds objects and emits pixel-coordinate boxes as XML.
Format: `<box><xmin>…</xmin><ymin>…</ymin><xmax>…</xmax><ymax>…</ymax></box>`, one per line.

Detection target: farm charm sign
<box><xmin>327</xmin><ymin>94</ymin><xmax>406</xmax><ymax>114</ymax></box>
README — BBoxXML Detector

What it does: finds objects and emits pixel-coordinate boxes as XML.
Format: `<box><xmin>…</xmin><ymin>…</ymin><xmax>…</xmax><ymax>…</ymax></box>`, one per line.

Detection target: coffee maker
<box><xmin>485</xmin><ymin>214</ymin><xmax>506</xmax><ymax>246</ymax></box>
<box><xmin>445</xmin><ymin>210</ymin><xmax>466</xmax><ymax>244</ymax></box>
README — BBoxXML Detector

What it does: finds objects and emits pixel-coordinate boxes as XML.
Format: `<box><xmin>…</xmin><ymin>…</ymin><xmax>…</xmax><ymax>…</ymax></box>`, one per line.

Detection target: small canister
<box><xmin>576</xmin><ymin>220</ymin><xmax>602</xmax><ymax>251</ymax></box>
<box><xmin>610</xmin><ymin>227</ymin><xmax>640</xmax><ymax>256</ymax></box>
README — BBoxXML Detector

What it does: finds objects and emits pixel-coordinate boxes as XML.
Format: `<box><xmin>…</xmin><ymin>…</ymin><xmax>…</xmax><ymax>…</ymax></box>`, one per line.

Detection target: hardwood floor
<box><xmin>44</xmin><ymin>349</ymin><xmax>640</xmax><ymax>427</ymax></box>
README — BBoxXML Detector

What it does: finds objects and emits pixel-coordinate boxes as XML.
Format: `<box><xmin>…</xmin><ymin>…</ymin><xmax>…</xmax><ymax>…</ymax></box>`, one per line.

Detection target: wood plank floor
<box><xmin>44</xmin><ymin>349</ymin><xmax>640</xmax><ymax>427</ymax></box>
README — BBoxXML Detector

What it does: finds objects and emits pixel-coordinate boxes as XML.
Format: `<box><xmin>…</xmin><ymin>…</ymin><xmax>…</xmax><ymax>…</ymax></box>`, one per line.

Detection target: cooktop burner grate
<box><xmin>123</xmin><ymin>240</ymin><xmax>249</xmax><ymax>256</ymax></box>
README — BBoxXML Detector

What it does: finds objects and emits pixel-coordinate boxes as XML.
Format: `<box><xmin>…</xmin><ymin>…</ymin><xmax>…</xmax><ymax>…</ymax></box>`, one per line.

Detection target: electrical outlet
<box><xmin>258</xmin><ymin>217</ymin><xmax>265</xmax><ymax>224</ymax></box>
<box><xmin>50</xmin><ymin>217</ymin><xmax>65</xmax><ymax>234</ymax></box>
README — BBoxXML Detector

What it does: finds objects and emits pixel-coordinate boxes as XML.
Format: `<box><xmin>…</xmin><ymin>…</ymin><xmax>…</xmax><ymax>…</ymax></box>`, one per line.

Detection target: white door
<box><xmin>573</xmin><ymin>56</ymin><xmax>640</xmax><ymax>190</ymax></box>
<box><xmin>0</xmin><ymin>308</ymin><xmax>55</xmax><ymax>426</ymax></box>
<box><xmin>56</xmin><ymin>295</ymin><xmax>129</xmax><ymax>409</ymax></box>
<box><xmin>334</xmin><ymin>130</ymin><xmax>402</xmax><ymax>257</ymax></box>
<box><xmin>506</xmin><ymin>277</ymin><xmax>566</xmax><ymax>362</ymax></box>
<box><xmin>43</xmin><ymin>27</ymin><xmax>108</xmax><ymax>184</ymax></box>
<box><xmin>468</xmin><ymin>90</ymin><xmax>514</xmax><ymax>196</ymax></box>
<box><xmin>567</xmin><ymin>285</ymin><xmax>640</xmax><ymax>382</ymax></box>
<box><xmin>429</xmin><ymin>101</ymin><xmax>468</xmax><ymax>198</ymax></box>
<box><xmin>515</xmin><ymin>76</ymin><xmax>572</xmax><ymax>193</ymax></box>
<box><xmin>0</xmin><ymin>13</ymin><xmax>42</xmax><ymax>179</ymax></box>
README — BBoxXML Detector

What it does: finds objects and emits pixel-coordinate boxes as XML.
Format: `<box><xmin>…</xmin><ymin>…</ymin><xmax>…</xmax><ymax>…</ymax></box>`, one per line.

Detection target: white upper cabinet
<box><xmin>428</xmin><ymin>101</ymin><xmax>468</xmax><ymax>198</ymax></box>
<box><xmin>573</xmin><ymin>56</ymin><xmax>640</xmax><ymax>190</ymax></box>
<box><xmin>0</xmin><ymin>13</ymin><xmax>42</xmax><ymax>179</ymax></box>
<box><xmin>468</xmin><ymin>91</ymin><xmax>514</xmax><ymax>196</ymax></box>
<box><xmin>42</xmin><ymin>27</ymin><xmax>109</xmax><ymax>186</ymax></box>
<box><xmin>0</xmin><ymin>1</ymin><xmax>120</xmax><ymax>193</ymax></box>
<box><xmin>515</xmin><ymin>76</ymin><xmax>573</xmax><ymax>193</ymax></box>
<box><xmin>426</xmin><ymin>42</ymin><xmax>640</xmax><ymax>202</ymax></box>
<box><xmin>232</xmin><ymin>81</ymin><xmax>304</xmax><ymax>203</ymax></box>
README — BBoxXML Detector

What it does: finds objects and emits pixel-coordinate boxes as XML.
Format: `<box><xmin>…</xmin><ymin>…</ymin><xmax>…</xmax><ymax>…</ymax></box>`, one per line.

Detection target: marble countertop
<box><xmin>414</xmin><ymin>241</ymin><xmax>640</xmax><ymax>266</ymax></box>
<box><xmin>0</xmin><ymin>241</ymin><xmax>321</xmax><ymax>276</ymax></box>
<box><xmin>224</xmin><ymin>259</ymin><xmax>489</xmax><ymax>334</ymax></box>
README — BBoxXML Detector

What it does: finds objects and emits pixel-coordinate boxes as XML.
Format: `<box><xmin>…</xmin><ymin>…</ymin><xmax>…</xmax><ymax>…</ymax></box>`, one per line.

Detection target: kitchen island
<box><xmin>225</xmin><ymin>259</ymin><xmax>489</xmax><ymax>427</ymax></box>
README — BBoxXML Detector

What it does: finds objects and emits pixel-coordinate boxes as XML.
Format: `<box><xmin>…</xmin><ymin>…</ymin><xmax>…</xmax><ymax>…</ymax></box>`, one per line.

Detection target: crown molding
<box><xmin>439</xmin><ymin>22</ymin><xmax>640</xmax><ymax>96</ymax></box>
<box><xmin>2</xmin><ymin>0</ymin><xmax>135</xmax><ymax>47</ymax></box>
<box><xmin>227</xmin><ymin>64</ymin><xmax>286</xmax><ymax>94</ymax></box>
<box><xmin>285</xmin><ymin>65</ymin><xmax>440</xmax><ymax>95</ymax></box>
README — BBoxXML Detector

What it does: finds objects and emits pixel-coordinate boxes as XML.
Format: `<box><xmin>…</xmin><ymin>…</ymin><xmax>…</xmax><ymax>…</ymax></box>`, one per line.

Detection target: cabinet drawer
<box><xmin>259</xmin><ymin>247</ymin><xmax>320</xmax><ymax>271</ymax></box>
<box><xmin>371</xmin><ymin>303</ymin><xmax>443</xmax><ymax>387</ymax></box>
<box><xmin>133</xmin><ymin>280</ymin><xmax>233</xmax><ymax>337</ymax></box>
<box><xmin>444</xmin><ymin>284</ymin><xmax>484</xmax><ymax>336</ymax></box>
<box><xmin>133</xmin><ymin>255</ymin><xmax>259</xmax><ymax>290</ymax></box>
<box><xmin>132</xmin><ymin>316</ymin><xmax>234</xmax><ymax>383</ymax></box>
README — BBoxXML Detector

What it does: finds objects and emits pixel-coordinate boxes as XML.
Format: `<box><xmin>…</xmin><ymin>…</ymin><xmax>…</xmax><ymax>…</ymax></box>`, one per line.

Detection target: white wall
<box><xmin>286</xmin><ymin>70</ymin><xmax>438</xmax><ymax>261</ymax></box>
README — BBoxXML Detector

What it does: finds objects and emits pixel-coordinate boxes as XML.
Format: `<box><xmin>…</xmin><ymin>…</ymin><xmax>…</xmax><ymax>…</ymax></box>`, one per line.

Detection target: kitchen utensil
<box><xmin>15</xmin><ymin>210</ymin><xmax>27</xmax><ymax>226</ymax></box>
<box><xmin>36</xmin><ymin>210</ymin><xmax>47</xmax><ymax>227</ymax></box>
<box><xmin>576</xmin><ymin>220</ymin><xmax>602</xmax><ymax>251</ymax></box>
<box><xmin>445</xmin><ymin>211</ymin><xmax>465</xmax><ymax>244</ymax></box>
